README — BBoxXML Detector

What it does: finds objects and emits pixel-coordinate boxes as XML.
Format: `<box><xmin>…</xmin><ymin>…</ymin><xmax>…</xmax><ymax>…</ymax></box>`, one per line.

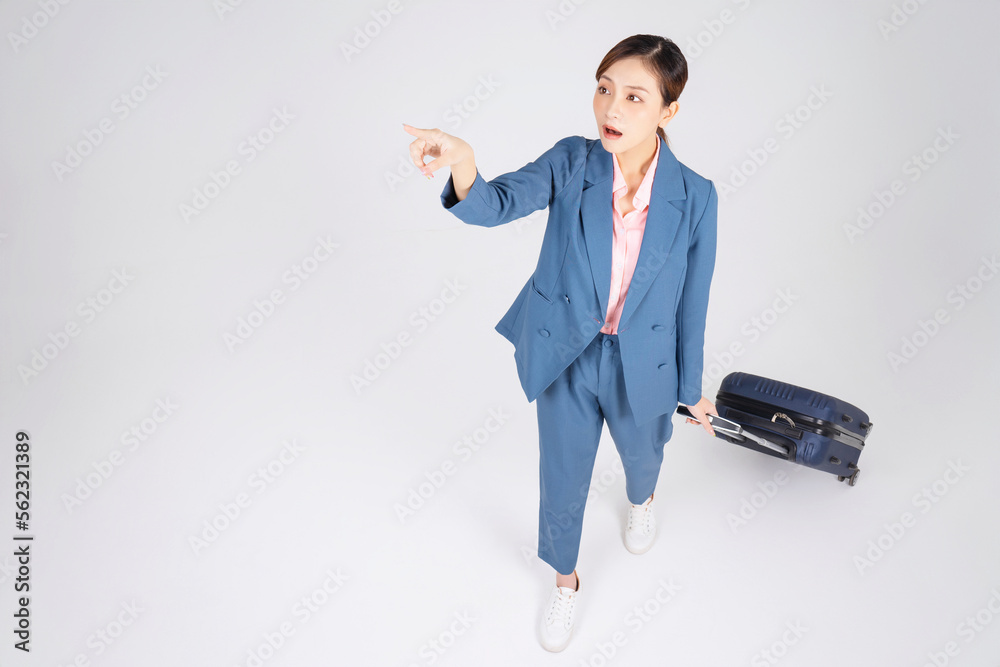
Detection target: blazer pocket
<box><xmin>530</xmin><ymin>277</ymin><xmax>553</xmax><ymax>304</ymax></box>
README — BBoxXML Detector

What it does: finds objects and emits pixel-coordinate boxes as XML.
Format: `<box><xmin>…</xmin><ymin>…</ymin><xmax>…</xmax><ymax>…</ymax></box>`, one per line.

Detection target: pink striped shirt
<box><xmin>600</xmin><ymin>137</ymin><xmax>661</xmax><ymax>335</ymax></box>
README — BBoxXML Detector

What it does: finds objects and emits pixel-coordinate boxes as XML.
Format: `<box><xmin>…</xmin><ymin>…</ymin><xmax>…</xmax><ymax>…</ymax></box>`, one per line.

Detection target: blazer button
<box><xmin>564</xmin><ymin>295</ymin><xmax>570</xmax><ymax>303</ymax></box>
<box><xmin>657</xmin><ymin>363</ymin><xmax>667</xmax><ymax>369</ymax></box>
<box><xmin>539</xmin><ymin>329</ymin><xmax>550</xmax><ymax>337</ymax></box>
<box><xmin>652</xmin><ymin>324</ymin><xmax>665</xmax><ymax>331</ymax></box>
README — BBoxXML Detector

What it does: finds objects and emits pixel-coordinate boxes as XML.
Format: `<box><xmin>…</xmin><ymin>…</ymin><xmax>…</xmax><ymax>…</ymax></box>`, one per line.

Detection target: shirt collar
<box><xmin>611</xmin><ymin>136</ymin><xmax>660</xmax><ymax>211</ymax></box>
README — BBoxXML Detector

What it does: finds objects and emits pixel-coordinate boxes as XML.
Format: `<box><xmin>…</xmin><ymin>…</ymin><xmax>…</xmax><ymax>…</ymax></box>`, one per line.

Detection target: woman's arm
<box><xmin>449</xmin><ymin>152</ymin><xmax>478</xmax><ymax>203</ymax></box>
<box><xmin>438</xmin><ymin>135</ymin><xmax>584</xmax><ymax>228</ymax></box>
<box><xmin>676</xmin><ymin>180</ymin><xmax>719</xmax><ymax>407</ymax></box>
<box><xmin>404</xmin><ymin>123</ymin><xmax>584</xmax><ymax>227</ymax></box>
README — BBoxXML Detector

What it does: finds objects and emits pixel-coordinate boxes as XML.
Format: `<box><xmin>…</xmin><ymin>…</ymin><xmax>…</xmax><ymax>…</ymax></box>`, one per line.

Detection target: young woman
<box><xmin>404</xmin><ymin>34</ymin><xmax>719</xmax><ymax>652</ymax></box>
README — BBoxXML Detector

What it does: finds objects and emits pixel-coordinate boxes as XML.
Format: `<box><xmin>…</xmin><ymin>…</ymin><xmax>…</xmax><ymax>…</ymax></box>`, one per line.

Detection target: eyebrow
<box><xmin>598</xmin><ymin>74</ymin><xmax>649</xmax><ymax>93</ymax></box>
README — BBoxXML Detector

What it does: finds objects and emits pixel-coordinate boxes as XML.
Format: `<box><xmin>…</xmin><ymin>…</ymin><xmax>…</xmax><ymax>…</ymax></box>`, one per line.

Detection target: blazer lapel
<box><xmin>581</xmin><ymin>135</ymin><xmax>688</xmax><ymax>332</ymax></box>
<box><xmin>581</xmin><ymin>150</ymin><xmax>614</xmax><ymax>324</ymax></box>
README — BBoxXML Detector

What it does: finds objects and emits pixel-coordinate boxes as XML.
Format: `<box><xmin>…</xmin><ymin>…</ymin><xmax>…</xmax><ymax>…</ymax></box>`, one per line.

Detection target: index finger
<box><xmin>402</xmin><ymin>123</ymin><xmax>431</xmax><ymax>137</ymax></box>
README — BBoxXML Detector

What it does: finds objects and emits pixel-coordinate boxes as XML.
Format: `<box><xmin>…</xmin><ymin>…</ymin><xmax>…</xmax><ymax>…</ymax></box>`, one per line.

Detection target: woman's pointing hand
<box><xmin>403</xmin><ymin>124</ymin><xmax>473</xmax><ymax>178</ymax></box>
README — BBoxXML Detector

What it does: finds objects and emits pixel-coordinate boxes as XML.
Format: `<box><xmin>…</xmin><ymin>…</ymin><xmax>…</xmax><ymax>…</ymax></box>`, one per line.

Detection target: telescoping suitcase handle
<box><xmin>676</xmin><ymin>405</ymin><xmax>790</xmax><ymax>457</ymax></box>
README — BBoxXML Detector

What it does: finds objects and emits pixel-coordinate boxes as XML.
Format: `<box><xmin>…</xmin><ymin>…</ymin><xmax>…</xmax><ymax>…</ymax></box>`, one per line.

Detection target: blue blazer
<box><xmin>440</xmin><ymin>134</ymin><xmax>717</xmax><ymax>427</ymax></box>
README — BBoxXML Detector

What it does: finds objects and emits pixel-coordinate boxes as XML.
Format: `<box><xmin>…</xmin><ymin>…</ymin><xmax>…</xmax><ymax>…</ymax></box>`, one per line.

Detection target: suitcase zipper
<box><xmin>716</xmin><ymin>391</ymin><xmax>866</xmax><ymax>451</ymax></box>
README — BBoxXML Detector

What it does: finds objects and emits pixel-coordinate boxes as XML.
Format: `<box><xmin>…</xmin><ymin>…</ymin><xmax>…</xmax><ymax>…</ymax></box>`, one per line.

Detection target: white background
<box><xmin>1</xmin><ymin>1</ymin><xmax>998</xmax><ymax>665</ymax></box>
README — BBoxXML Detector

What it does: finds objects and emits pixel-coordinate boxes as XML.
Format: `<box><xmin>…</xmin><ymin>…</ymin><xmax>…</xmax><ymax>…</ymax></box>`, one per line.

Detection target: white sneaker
<box><xmin>625</xmin><ymin>492</ymin><xmax>656</xmax><ymax>554</ymax></box>
<box><xmin>539</xmin><ymin>570</ymin><xmax>579</xmax><ymax>652</ymax></box>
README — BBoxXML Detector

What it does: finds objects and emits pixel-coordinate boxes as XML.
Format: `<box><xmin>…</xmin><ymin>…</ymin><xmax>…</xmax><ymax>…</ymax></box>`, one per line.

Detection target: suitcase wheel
<box><xmin>838</xmin><ymin>469</ymin><xmax>861</xmax><ymax>486</ymax></box>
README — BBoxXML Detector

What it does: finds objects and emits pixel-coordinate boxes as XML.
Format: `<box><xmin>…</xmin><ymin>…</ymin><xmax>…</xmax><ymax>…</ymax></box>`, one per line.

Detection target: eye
<box><xmin>596</xmin><ymin>86</ymin><xmax>641</xmax><ymax>102</ymax></box>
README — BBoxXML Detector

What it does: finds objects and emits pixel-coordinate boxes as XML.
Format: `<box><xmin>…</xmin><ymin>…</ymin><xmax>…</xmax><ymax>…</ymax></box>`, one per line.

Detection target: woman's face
<box><xmin>593</xmin><ymin>56</ymin><xmax>677</xmax><ymax>155</ymax></box>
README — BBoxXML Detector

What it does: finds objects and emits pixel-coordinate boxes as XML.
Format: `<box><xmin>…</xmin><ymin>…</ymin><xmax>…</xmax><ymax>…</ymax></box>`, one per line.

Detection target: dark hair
<box><xmin>595</xmin><ymin>34</ymin><xmax>688</xmax><ymax>147</ymax></box>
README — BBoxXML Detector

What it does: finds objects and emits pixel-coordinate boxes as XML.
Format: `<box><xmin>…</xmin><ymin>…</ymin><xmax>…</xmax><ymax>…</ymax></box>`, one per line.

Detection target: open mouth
<box><xmin>603</xmin><ymin>125</ymin><xmax>622</xmax><ymax>138</ymax></box>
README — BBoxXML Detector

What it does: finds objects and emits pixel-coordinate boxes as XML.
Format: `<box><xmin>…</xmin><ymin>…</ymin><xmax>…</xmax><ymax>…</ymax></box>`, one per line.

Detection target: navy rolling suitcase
<box><xmin>677</xmin><ymin>372</ymin><xmax>873</xmax><ymax>486</ymax></box>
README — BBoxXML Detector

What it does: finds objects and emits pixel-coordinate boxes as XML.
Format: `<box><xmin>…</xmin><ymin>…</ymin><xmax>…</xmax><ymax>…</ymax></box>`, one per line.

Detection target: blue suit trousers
<box><xmin>536</xmin><ymin>331</ymin><xmax>674</xmax><ymax>575</ymax></box>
